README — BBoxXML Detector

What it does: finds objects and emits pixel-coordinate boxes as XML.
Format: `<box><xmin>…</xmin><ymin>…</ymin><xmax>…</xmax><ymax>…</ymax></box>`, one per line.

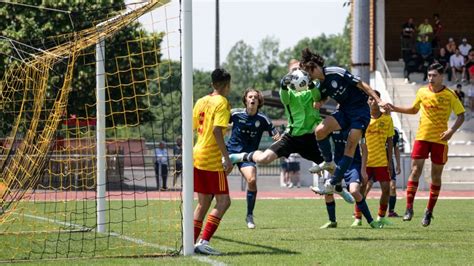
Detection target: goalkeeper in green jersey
<box><xmin>229</xmin><ymin>59</ymin><xmax>354</xmax><ymax>203</ymax></box>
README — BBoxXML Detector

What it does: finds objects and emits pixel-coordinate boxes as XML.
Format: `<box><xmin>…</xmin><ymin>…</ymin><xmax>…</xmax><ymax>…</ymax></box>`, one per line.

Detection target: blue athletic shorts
<box><xmin>343</xmin><ymin>164</ymin><xmax>362</xmax><ymax>186</ymax></box>
<box><xmin>332</xmin><ymin>104</ymin><xmax>370</xmax><ymax>131</ymax></box>
<box><xmin>237</xmin><ymin>161</ymin><xmax>256</xmax><ymax>169</ymax></box>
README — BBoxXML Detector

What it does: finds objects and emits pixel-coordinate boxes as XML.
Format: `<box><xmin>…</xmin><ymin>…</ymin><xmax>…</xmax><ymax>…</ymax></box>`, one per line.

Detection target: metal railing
<box><xmin>376</xmin><ymin>45</ymin><xmax>413</xmax><ymax>143</ymax></box>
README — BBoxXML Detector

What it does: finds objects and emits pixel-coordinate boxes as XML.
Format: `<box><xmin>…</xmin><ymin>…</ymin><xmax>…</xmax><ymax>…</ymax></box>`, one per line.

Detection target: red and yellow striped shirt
<box><xmin>366</xmin><ymin>114</ymin><xmax>394</xmax><ymax>167</ymax></box>
<box><xmin>412</xmin><ymin>86</ymin><xmax>465</xmax><ymax>144</ymax></box>
<box><xmin>193</xmin><ymin>94</ymin><xmax>230</xmax><ymax>171</ymax></box>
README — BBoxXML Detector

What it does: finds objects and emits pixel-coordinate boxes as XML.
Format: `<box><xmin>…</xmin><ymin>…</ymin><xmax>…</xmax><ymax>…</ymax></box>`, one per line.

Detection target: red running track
<box><xmin>23</xmin><ymin>188</ymin><xmax>474</xmax><ymax>201</ymax></box>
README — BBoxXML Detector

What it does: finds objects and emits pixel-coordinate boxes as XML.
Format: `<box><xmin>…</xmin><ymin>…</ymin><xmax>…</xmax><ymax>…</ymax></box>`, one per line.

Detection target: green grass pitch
<box><xmin>1</xmin><ymin>198</ymin><xmax>473</xmax><ymax>265</ymax></box>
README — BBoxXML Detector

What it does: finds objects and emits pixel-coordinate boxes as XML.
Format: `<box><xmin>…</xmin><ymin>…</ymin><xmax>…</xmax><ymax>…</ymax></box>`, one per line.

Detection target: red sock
<box><xmin>354</xmin><ymin>204</ymin><xmax>362</xmax><ymax>219</ymax></box>
<box><xmin>427</xmin><ymin>184</ymin><xmax>441</xmax><ymax>212</ymax></box>
<box><xmin>194</xmin><ymin>220</ymin><xmax>203</xmax><ymax>243</ymax></box>
<box><xmin>201</xmin><ymin>214</ymin><xmax>221</xmax><ymax>242</ymax></box>
<box><xmin>406</xmin><ymin>181</ymin><xmax>419</xmax><ymax>209</ymax></box>
<box><xmin>378</xmin><ymin>203</ymin><xmax>388</xmax><ymax>217</ymax></box>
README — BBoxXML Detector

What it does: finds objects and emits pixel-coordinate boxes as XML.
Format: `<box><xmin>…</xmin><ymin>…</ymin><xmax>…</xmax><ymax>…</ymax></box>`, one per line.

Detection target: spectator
<box><xmin>280</xmin><ymin>157</ymin><xmax>289</xmax><ymax>187</ymax></box>
<box><xmin>154</xmin><ymin>141</ymin><xmax>169</xmax><ymax>191</ymax></box>
<box><xmin>416</xmin><ymin>36</ymin><xmax>433</xmax><ymax>82</ymax></box>
<box><xmin>465</xmin><ymin>49</ymin><xmax>474</xmax><ymax>82</ymax></box>
<box><xmin>401</xmin><ymin>17</ymin><xmax>416</xmax><ymax>55</ymax></box>
<box><xmin>467</xmin><ymin>80</ymin><xmax>474</xmax><ymax>110</ymax></box>
<box><xmin>432</xmin><ymin>14</ymin><xmax>442</xmax><ymax>48</ymax></box>
<box><xmin>417</xmin><ymin>35</ymin><xmax>433</xmax><ymax>59</ymax></box>
<box><xmin>403</xmin><ymin>48</ymin><xmax>422</xmax><ymax>84</ymax></box>
<box><xmin>435</xmin><ymin>47</ymin><xmax>451</xmax><ymax>81</ymax></box>
<box><xmin>455</xmin><ymin>84</ymin><xmax>465</xmax><ymax>105</ymax></box>
<box><xmin>450</xmin><ymin>48</ymin><xmax>466</xmax><ymax>82</ymax></box>
<box><xmin>172</xmin><ymin>137</ymin><xmax>182</xmax><ymax>186</ymax></box>
<box><xmin>459</xmin><ymin>38</ymin><xmax>472</xmax><ymax>58</ymax></box>
<box><xmin>417</xmin><ymin>18</ymin><xmax>433</xmax><ymax>42</ymax></box>
<box><xmin>445</xmin><ymin>37</ymin><xmax>456</xmax><ymax>57</ymax></box>
<box><xmin>286</xmin><ymin>153</ymin><xmax>301</xmax><ymax>188</ymax></box>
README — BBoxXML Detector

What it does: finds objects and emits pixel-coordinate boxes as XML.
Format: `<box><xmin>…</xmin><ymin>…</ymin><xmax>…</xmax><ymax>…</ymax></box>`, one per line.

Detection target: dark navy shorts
<box><xmin>332</xmin><ymin>104</ymin><xmax>370</xmax><ymax>131</ymax></box>
<box><xmin>237</xmin><ymin>161</ymin><xmax>256</xmax><ymax>169</ymax></box>
<box><xmin>343</xmin><ymin>165</ymin><xmax>362</xmax><ymax>186</ymax></box>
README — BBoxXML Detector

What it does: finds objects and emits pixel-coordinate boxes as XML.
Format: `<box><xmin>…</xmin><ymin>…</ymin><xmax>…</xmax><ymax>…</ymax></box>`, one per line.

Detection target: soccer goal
<box><xmin>0</xmin><ymin>0</ymin><xmax>193</xmax><ymax>260</ymax></box>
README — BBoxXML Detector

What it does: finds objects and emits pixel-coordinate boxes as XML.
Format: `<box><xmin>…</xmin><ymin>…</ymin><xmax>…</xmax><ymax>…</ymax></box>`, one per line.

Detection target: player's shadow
<box><xmin>333</xmin><ymin>236</ymin><xmax>425</xmax><ymax>241</ymax></box>
<box><xmin>213</xmin><ymin>236</ymin><xmax>299</xmax><ymax>256</ymax></box>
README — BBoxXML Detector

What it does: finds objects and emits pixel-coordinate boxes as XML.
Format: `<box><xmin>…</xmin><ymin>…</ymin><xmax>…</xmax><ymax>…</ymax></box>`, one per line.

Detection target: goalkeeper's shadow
<box><xmin>212</xmin><ymin>236</ymin><xmax>299</xmax><ymax>256</ymax></box>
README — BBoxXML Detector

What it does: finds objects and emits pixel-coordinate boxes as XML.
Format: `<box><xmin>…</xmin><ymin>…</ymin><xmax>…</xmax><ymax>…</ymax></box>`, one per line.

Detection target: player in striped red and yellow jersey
<box><xmin>192</xmin><ymin>68</ymin><xmax>233</xmax><ymax>255</ymax></box>
<box><xmin>362</xmin><ymin>90</ymin><xmax>394</xmax><ymax>227</ymax></box>
<box><xmin>389</xmin><ymin>63</ymin><xmax>465</xmax><ymax>227</ymax></box>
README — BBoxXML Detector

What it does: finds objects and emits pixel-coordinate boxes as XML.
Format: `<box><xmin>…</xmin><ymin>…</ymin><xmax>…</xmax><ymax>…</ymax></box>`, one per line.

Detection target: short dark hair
<box><xmin>242</xmin><ymin>88</ymin><xmax>264</xmax><ymax>109</ymax></box>
<box><xmin>211</xmin><ymin>68</ymin><xmax>231</xmax><ymax>89</ymax></box>
<box><xmin>300</xmin><ymin>48</ymin><xmax>325</xmax><ymax>72</ymax></box>
<box><xmin>374</xmin><ymin>90</ymin><xmax>381</xmax><ymax>98</ymax></box>
<box><xmin>428</xmin><ymin>62</ymin><xmax>445</xmax><ymax>74</ymax></box>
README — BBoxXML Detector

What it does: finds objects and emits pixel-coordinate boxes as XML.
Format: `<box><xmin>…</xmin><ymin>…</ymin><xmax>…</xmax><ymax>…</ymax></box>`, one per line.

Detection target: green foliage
<box><xmin>0</xmin><ymin>1</ymin><xmax>177</xmax><ymax>140</ymax></box>
<box><xmin>217</xmin><ymin>16</ymin><xmax>351</xmax><ymax>119</ymax></box>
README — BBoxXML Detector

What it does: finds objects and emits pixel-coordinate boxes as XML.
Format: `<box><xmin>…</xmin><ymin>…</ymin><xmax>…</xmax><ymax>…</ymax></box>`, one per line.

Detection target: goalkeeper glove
<box><xmin>280</xmin><ymin>74</ymin><xmax>293</xmax><ymax>90</ymax></box>
<box><xmin>308</xmin><ymin>79</ymin><xmax>319</xmax><ymax>90</ymax></box>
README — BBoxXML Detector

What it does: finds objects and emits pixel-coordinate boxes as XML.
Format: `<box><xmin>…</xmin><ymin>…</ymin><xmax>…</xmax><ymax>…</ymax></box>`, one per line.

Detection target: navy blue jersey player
<box><xmin>226</xmin><ymin>88</ymin><xmax>280</xmax><ymax>229</ymax></box>
<box><xmin>314</xmin><ymin>129</ymin><xmax>382</xmax><ymax>229</ymax></box>
<box><xmin>300</xmin><ymin>48</ymin><xmax>391</xmax><ymax>194</ymax></box>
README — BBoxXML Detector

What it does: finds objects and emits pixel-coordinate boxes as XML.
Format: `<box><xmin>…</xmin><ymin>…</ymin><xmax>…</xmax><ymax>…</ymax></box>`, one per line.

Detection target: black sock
<box><xmin>243</xmin><ymin>152</ymin><xmax>254</xmax><ymax>162</ymax></box>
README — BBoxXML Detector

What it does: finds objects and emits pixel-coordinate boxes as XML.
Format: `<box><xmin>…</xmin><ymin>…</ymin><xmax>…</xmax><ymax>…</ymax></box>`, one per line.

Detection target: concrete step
<box><xmin>387</xmin><ymin>60</ymin><xmax>404</xmax><ymax>68</ymax></box>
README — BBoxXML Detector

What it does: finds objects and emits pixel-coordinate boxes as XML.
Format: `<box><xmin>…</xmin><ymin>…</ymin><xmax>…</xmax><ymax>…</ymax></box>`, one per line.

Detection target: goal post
<box><xmin>0</xmin><ymin>0</ymin><xmax>189</xmax><ymax>260</ymax></box>
<box><xmin>181</xmin><ymin>0</ymin><xmax>194</xmax><ymax>256</ymax></box>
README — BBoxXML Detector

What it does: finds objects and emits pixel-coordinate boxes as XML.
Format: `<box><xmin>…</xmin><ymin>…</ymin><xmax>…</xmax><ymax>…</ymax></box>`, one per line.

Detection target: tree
<box><xmin>0</xmin><ymin>1</ymin><xmax>165</xmax><ymax>138</ymax></box>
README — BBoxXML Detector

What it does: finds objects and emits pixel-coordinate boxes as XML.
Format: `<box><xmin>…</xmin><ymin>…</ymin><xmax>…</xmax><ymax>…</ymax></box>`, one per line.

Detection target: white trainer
<box><xmin>335</xmin><ymin>187</ymin><xmax>355</xmax><ymax>204</ymax></box>
<box><xmin>228</xmin><ymin>153</ymin><xmax>246</xmax><ymax>164</ymax></box>
<box><xmin>323</xmin><ymin>179</ymin><xmax>336</xmax><ymax>194</ymax></box>
<box><xmin>310</xmin><ymin>186</ymin><xmax>330</xmax><ymax>195</ymax></box>
<box><xmin>309</xmin><ymin>161</ymin><xmax>336</xmax><ymax>175</ymax></box>
<box><xmin>246</xmin><ymin>215</ymin><xmax>256</xmax><ymax>229</ymax></box>
<box><xmin>194</xmin><ymin>240</ymin><xmax>221</xmax><ymax>255</ymax></box>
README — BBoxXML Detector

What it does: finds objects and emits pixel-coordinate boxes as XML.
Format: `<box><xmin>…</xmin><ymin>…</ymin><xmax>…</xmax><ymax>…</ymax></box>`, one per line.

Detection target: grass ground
<box><xmin>2</xmin><ymin>198</ymin><xmax>473</xmax><ymax>265</ymax></box>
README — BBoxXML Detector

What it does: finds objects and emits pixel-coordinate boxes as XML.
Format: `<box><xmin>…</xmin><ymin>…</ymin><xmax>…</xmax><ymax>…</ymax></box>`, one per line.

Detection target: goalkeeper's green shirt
<box><xmin>279</xmin><ymin>81</ymin><xmax>322</xmax><ymax>137</ymax></box>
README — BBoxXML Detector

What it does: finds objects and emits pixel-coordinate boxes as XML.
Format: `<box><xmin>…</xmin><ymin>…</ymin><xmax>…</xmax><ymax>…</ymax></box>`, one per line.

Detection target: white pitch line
<box><xmin>16</xmin><ymin>212</ymin><xmax>226</xmax><ymax>266</ymax></box>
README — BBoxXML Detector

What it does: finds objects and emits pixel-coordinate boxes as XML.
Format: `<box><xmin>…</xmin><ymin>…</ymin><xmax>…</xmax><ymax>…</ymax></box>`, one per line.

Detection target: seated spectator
<box><xmin>401</xmin><ymin>18</ymin><xmax>416</xmax><ymax>55</ymax></box>
<box><xmin>417</xmin><ymin>18</ymin><xmax>433</xmax><ymax>42</ymax></box>
<box><xmin>403</xmin><ymin>48</ymin><xmax>422</xmax><ymax>84</ymax></box>
<box><xmin>417</xmin><ymin>35</ymin><xmax>433</xmax><ymax>59</ymax></box>
<box><xmin>455</xmin><ymin>84</ymin><xmax>465</xmax><ymax>105</ymax></box>
<box><xmin>464</xmin><ymin>49</ymin><xmax>474</xmax><ymax>82</ymax></box>
<box><xmin>435</xmin><ymin>47</ymin><xmax>451</xmax><ymax>81</ymax></box>
<box><xmin>445</xmin><ymin>37</ymin><xmax>456</xmax><ymax>57</ymax></box>
<box><xmin>450</xmin><ymin>48</ymin><xmax>466</xmax><ymax>82</ymax></box>
<box><xmin>467</xmin><ymin>80</ymin><xmax>474</xmax><ymax>110</ymax></box>
<box><xmin>432</xmin><ymin>13</ymin><xmax>442</xmax><ymax>48</ymax></box>
<box><xmin>459</xmin><ymin>38</ymin><xmax>472</xmax><ymax>58</ymax></box>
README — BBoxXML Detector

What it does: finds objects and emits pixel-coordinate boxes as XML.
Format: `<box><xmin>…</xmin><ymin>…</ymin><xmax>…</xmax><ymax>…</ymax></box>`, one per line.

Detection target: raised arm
<box><xmin>390</xmin><ymin>104</ymin><xmax>419</xmax><ymax>114</ymax></box>
<box><xmin>357</xmin><ymin>81</ymin><xmax>392</xmax><ymax>111</ymax></box>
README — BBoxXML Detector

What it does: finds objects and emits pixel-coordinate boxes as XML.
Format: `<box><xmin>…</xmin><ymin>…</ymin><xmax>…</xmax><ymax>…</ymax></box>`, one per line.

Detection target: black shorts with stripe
<box><xmin>268</xmin><ymin>133</ymin><xmax>323</xmax><ymax>164</ymax></box>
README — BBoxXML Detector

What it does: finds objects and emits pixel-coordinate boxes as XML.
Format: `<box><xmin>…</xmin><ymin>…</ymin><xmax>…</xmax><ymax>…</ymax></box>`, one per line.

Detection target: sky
<box><xmin>128</xmin><ymin>0</ymin><xmax>350</xmax><ymax>71</ymax></box>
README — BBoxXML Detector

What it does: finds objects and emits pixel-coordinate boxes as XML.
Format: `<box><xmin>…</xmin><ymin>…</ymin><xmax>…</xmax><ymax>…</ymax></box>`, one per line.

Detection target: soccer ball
<box><xmin>290</xmin><ymin>69</ymin><xmax>310</xmax><ymax>91</ymax></box>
